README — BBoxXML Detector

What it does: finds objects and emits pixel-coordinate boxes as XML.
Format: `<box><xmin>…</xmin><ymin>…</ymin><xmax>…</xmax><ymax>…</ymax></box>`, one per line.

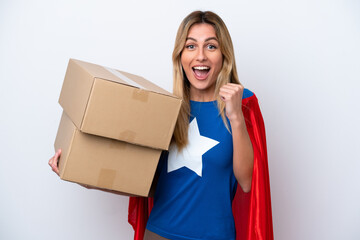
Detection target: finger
<box><xmin>219</xmin><ymin>87</ymin><xmax>230</xmax><ymax>96</ymax></box>
<box><xmin>226</xmin><ymin>83</ymin><xmax>244</xmax><ymax>89</ymax></box>
<box><xmin>220</xmin><ymin>88</ymin><xmax>240</xmax><ymax>102</ymax></box>
<box><xmin>49</xmin><ymin>157</ymin><xmax>56</xmax><ymax>172</ymax></box>
<box><xmin>52</xmin><ymin>151</ymin><xmax>59</xmax><ymax>167</ymax></box>
<box><xmin>221</xmin><ymin>86</ymin><xmax>244</xmax><ymax>101</ymax></box>
<box><xmin>55</xmin><ymin>149</ymin><xmax>62</xmax><ymax>164</ymax></box>
<box><xmin>219</xmin><ymin>91</ymin><xmax>232</xmax><ymax>102</ymax></box>
<box><xmin>51</xmin><ymin>162</ymin><xmax>60</xmax><ymax>175</ymax></box>
<box><xmin>53</xmin><ymin>167</ymin><xmax>60</xmax><ymax>175</ymax></box>
<box><xmin>51</xmin><ymin>149</ymin><xmax>61</xmax><ymax>175</ymax></box>
<box><xmin>220</xmin><ymin>87</ymin><xmax>236</xmax><ymax>95</ymax></box>
<box><xmin>220</xmin><ymin>83</ymin><xmax>238</xmax><ymax>92</ymax></box>
<box><xmin>221</xmin><ymin>84</ymin><xmax>243</xmax><ymax>93</ymax></box>
<box><xmin>49</xmin><ymin>151</ymin><xmax>57</xmax><ymax>166</ymax></box>
<box><xmin>53</xmin><ymin>150</ymin><xmax>60</xmax><ymax>167</ymax></box>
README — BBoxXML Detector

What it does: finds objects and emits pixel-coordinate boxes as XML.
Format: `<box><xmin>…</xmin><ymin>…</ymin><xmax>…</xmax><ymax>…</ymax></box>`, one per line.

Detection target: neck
<box><xmin>190</xmin><ymin>88</ymin><xmax>216</xmax><ymax>102</ymax></box>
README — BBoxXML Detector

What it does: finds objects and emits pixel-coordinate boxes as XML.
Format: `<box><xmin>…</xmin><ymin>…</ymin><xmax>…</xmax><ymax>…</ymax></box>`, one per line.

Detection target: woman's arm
<box><xmin>219</xmin><ymin>83</ymin><xmax>254</xmax><ymax>192</ymax></box>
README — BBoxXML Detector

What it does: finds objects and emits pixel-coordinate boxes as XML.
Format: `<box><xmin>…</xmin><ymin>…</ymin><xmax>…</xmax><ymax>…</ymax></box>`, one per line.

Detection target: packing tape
<box><xmin>97</xmin><ymin>169</ymin><xmax>116</xmax><ymax>189</ymax></box>
<box><xmin>104</xmin><ymin>67</ymin><xmax>143</xmax><ymax>89</ymax></box>
<box><xmin>118</xmin><ymin>130</ymin><xmax>137</xmax><ymax>143</ymax></box>
<box><xmin>132</xmin><ymin>88</ymin><xmax>149</xmax><ymax>102</ymax></box>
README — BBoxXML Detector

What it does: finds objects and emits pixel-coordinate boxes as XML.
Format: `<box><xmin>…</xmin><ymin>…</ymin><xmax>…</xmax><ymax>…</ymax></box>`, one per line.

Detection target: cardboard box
<box><xmin>59</xmin><ymin>58</ymin><xmax>181</xmax><ymax>150</ymax></box>
<box><xmin>54</xmin><ymin>112</ymin><xmax>161</xmax><ymax>197</ymax></box>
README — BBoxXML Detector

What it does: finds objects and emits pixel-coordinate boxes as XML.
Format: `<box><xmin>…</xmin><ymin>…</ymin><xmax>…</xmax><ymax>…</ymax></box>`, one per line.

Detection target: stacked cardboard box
<box><xmin>54</xmin><ymin>59</ymin><xmax>182</xmax><ymax>197</ymax></box>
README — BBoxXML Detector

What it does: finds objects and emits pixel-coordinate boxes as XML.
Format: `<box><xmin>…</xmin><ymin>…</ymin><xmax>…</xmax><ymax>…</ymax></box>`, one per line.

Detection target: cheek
<box><xmin>213</xmin><ymin>54</ymin><xmax>223</xmax><ymax>73</ymax></box>
<box><xmin>181</xmin><ymin>53</ymin><xmax>190</xmax><ymax>68</ymax></box>
<box><xmin>181</xmin><ymin>55</ymin><xmax>193</xmax><ymax>78</ymax></box>
<box><xmin>180</xmin><ymin>56</ymin><xmax>189</xmax><ymax>80</ymax></box>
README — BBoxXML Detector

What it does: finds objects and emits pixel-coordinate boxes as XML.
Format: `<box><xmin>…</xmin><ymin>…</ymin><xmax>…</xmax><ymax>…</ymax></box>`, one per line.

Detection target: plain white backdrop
<box><xmin>1</xmin><ymin>0</ymin><xmax>359</xmax><ymax>239</ymax></box>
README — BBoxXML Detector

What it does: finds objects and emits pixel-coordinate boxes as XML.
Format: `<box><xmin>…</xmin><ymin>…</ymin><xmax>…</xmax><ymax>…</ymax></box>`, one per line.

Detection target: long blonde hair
<box><xmin>172</xmin><ymin>11</ymin><xmax>240</xmax><ymax>150</ymax></box>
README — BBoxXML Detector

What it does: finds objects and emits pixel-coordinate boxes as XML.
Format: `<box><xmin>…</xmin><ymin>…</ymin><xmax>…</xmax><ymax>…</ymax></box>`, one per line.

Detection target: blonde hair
<box><xmin>172</xmin><ymin>11</ymin><xmax>240</xmax><ymax>150</ymax></box>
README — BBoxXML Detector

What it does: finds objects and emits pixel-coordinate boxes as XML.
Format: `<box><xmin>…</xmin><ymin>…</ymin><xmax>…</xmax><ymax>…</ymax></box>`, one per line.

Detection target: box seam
<box><xmin>81</xmin><ymin>77</ymin><xmax>96</xmax><ymax>130</ymax></box>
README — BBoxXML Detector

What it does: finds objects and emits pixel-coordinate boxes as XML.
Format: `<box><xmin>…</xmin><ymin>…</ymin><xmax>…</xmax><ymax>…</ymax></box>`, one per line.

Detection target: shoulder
<box><xmin>242</xmin><ymin>88</ymin><xmax>254</xmax><ymax>100</ymax></box>
<box><xmin>241</xmin><ymin>88</ymin><xmax>259</xmax><ymax>107</ymax></box>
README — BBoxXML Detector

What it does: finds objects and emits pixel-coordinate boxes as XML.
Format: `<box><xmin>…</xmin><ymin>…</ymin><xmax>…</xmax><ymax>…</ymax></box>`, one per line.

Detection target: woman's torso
<box><xmin>146</xmin><ymin>100</ymin><xmax>237</xmax><ymax>240</ymax></box>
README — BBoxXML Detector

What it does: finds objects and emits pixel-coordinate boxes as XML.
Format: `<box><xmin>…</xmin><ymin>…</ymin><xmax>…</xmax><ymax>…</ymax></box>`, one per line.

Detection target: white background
<box><xmin>1</xmin><ymin>0</ymin><xmax>359</xmax><ymax>239</ymax></box>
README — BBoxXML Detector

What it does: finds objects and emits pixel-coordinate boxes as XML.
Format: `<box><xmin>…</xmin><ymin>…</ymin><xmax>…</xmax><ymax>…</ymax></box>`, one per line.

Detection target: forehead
<box><xmin>186</xmin><ymin>23</ymin><xmax>217</xmax><ymax>40</ymax></box>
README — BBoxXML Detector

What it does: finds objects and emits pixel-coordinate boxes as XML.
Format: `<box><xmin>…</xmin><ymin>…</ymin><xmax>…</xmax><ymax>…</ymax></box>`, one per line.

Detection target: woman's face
<box><xmin>181</xmin><ymin>23</ymin><xmax>223</xmax><ymax>101</ymax></box>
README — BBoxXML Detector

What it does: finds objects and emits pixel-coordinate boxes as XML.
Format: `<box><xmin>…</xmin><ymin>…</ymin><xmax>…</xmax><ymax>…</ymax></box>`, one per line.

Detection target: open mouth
<box><xmin>192</xmin><ymin>66</ymin><xmax>210</xmax><ymax>79</ymax></box>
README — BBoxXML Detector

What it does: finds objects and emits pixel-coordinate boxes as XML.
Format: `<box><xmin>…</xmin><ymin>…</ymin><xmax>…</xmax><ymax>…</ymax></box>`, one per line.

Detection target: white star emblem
<box><xmin>167</xmin><ymin>118</ymin><xmax>219</xmax><ymax>177</ymax></box>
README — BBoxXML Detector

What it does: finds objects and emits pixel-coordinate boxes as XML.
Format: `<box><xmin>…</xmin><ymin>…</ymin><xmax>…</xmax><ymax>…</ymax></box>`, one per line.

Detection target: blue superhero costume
<box><xmin>128</xmin><ymin>89</ymin><xmax>274</xmax><ymax>240</ymax></box>
<box><xmin>145</xmin><ymin>89</ymin><xmax>254</xmax><ymax>240</ymax></box>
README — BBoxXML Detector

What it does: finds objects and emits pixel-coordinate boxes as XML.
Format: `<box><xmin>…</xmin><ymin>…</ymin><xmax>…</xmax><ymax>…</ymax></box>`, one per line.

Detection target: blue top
<box><xmin>242</xmin><ymin>88</ymin><xmax>254</xmax><ymax>99</ymax></box>
<box><xmin>146</xmin><ymin>89</ymin><xmax>253</xmax><ymax>240</ymax></box>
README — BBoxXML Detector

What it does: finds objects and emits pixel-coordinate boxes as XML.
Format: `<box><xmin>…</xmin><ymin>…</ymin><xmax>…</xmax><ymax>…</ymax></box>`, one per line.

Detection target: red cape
<box><xmin>128</xmin><ymin>94</ymin><xmax>274</xmax><ymax>240</ymax></box>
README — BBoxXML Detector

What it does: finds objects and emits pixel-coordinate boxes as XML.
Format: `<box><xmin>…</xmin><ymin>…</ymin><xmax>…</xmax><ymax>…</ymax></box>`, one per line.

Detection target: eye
<box><xmin>185</xmin><ymin>44</ymin><xmax>195</xmax><ymax>50</ymax></box>
<box><xmin>207</xmin><ymin>44</ymin><xmax>217</xmax><ymax>50</ymax></box>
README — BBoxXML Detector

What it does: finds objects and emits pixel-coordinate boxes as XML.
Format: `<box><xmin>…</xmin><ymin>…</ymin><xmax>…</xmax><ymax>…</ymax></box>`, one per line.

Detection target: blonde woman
<box><xmin>49</xmin><ymin>10</ymin><xmax>273</xmax><ymax>240</ymax></box>
<box><xmin>129</xmin><ymin>11</ymin><xmax>273</xmax><ymax>240</ymax></box>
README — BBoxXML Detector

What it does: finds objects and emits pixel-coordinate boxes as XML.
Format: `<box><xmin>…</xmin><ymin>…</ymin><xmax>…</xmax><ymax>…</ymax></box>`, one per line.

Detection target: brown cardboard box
<box><xmin>59</xmin><ymin>58</ymin><xmax>181</xmax><ymax>150</ymax></box>
<box><xmin>54</xmin><ymin>112</ymin><xmax>161</xmax><ymax>197</ymax></box>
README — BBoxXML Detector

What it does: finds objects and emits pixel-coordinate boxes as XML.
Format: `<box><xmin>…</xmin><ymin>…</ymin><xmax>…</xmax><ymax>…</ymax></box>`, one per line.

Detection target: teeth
<box><xmin>193</xmin><ymin>66</ymin><xmax>210</xmax><ymax>70</ymax></box>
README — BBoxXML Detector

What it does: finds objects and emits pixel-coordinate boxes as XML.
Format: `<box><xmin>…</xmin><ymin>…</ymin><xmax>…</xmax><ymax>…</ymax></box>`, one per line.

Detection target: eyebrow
<box><xmin>186</xmin><ymin>37</ymin><xmax>219</xmax><ymax>42</ymax></box>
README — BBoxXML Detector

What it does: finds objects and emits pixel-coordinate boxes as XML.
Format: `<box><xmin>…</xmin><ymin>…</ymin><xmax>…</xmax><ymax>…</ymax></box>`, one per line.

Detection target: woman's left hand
<box><xmin>219</xmin><ymin>83</ymin><xmax>244</xmax><ymax>123</ymax></box>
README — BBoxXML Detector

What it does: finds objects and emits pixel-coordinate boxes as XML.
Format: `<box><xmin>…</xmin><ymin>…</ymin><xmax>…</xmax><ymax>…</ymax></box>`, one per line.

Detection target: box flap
<box><xmin>71</xmin><ymin>58</ymin><xmax>174</xmax><ymax>97</ymax></box>
<box><xmin>59</xmin><ymin>59</ymin><xmax>94</xmax><ymax>129</ymax></box>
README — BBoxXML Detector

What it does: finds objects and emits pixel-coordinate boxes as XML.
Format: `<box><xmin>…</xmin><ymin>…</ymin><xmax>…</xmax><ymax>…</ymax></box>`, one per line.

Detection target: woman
<box><xmin>50</xmin><ymin>10</ymin><xmax>273</xmax><ymax>240</ymax></box>
<box><xmin>129</xmin><ymin>11</ymin><xmax>273</xmax><ymax>240</ymax></box>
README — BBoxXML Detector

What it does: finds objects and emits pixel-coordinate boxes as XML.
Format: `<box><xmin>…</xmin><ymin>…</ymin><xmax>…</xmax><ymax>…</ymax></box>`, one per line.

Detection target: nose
<box><xmin>196</xmin><ymin>48</ymin><xmax>207</xmax><ymax>62</ymax></box>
